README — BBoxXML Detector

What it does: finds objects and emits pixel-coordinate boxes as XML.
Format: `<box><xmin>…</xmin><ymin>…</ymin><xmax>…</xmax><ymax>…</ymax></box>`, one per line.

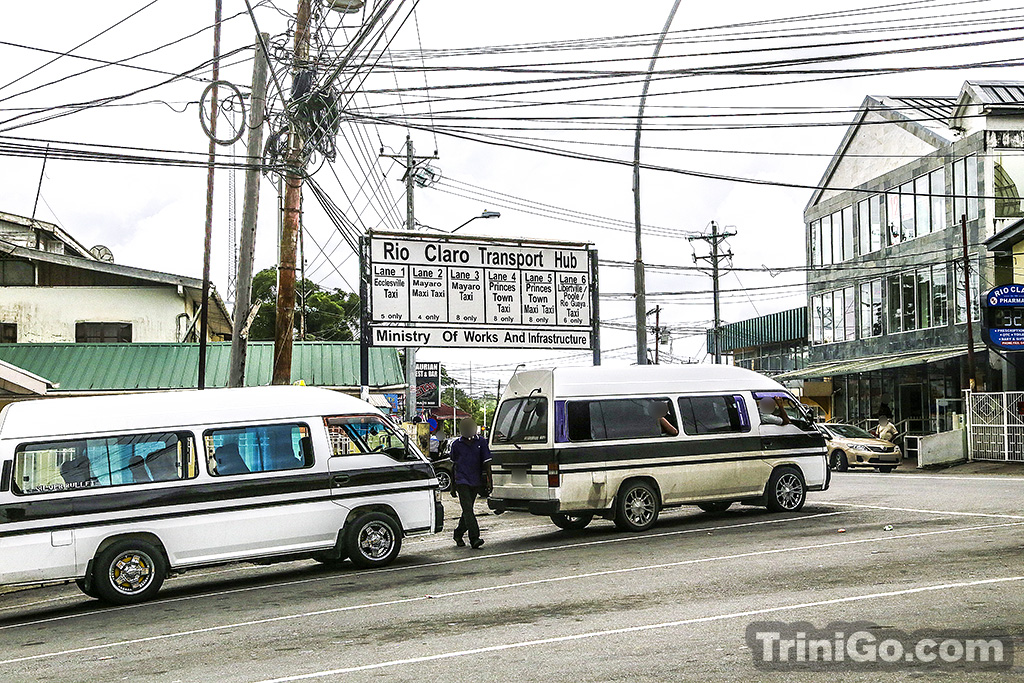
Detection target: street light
<box><xmin>450</xmin><ymin>210</ymin><xmax>501</xmax><ymax>233</ymax></box>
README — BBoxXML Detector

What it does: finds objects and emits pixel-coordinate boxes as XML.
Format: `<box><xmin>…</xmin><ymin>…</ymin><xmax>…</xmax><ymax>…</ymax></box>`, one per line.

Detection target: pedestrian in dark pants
<box><xmin>450</xmin><ymin>417</ymin><xmax>491</xmax><ymax>549</ymax></box>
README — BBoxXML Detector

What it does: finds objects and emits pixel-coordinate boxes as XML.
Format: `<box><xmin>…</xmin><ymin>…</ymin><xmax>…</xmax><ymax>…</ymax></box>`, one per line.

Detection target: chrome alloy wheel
<box><xmin>109</xmin><ymin>550</ymin><xmax>156</xmax><ymax>596</ymax></box>
<box><xmin>624</xmin><ymin>486</ymin><xmax>656</xmax><ymax>526</ymax></box>
<box><xmin>357</xmin><ymin>520</ymin><xmax>395</xmax><ymax>560</ymax></box>
<box><xmin>774</xmin><ymin>472</ymin><xmax>804</xmax><ymax>510</ymax></box>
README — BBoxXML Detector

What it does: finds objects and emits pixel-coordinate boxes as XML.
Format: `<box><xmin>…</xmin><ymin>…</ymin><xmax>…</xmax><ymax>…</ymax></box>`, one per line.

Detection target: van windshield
<box><xmin>493</xmin><ymin>397</ymin><xmax>548</xmax><ymax>444</ymax></box>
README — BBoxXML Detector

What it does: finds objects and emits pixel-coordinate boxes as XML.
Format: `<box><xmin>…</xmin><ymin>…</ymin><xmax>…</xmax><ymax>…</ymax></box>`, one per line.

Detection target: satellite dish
<box><xmin>90</xmin><ymin>245</ymin><xmax>114</xmax><ymax>263</ymax></box>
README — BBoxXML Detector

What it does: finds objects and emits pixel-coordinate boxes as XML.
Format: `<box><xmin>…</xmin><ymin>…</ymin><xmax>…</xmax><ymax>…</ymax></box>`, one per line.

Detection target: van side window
<box><xmin>752</xmin><ymin>392</ymin><xmax>813</xmax><ymax>430</ymax></box>
<box><xmin>204</xmin><ymin>424</ymin><xmax>313</xmax><ymax>476</ymax></box>
<box><xmin>13</xmin><ymin>431</ymin><xmax>197</xmax><ymax>495</ymax></box>
<box><xmin>324</xmin><ymin>416</ymin><xmax>412</xmax><ymax>460</ymax></box>
<box><xmin>566</xmin><ymin>398</ymin><xmax>678</xmax><ymax>442</ymax></box>
<box><xmin>677</xmin><ymin>396</ymin><xmax>750</xmax><ymax>435</ymax></box>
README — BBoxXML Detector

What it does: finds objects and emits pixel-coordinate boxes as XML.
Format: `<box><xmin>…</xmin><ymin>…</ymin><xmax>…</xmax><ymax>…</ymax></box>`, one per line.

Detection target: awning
<box><xmin>0</xmin><ymin>358</ymin><xmax>54</xmax><ymax>395</ymax></box>
<box><xmin>430</xmin><ymin>403</ymin><xmax>470</xmax><ymax>420</ymax></box>
<box><xmin>775</xmin><ymin>347</ymin><xmax>967</xmax><ymax>381</ymax></box>
<box><xmin>367</xmin><ymin>394</ymin><xmax>394</xmax><ymax>410</ymax></box>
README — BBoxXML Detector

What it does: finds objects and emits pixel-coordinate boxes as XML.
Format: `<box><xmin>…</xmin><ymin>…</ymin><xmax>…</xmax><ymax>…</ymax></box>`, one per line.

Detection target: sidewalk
<box><xmin>900</xmin><ymin>459</ymin><xmax>1024</xmax><ymax>476</ymax></box>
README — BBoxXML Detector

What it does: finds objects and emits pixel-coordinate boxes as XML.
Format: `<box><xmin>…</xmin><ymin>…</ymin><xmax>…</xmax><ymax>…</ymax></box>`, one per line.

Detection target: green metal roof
<box><xmin>708</xmin><ymin>306</ymin><xmax>807</xmax><ymax>354</ymax></box>
<box><xmin>0</xmin><ymin>342</ymin><xmax>405</xmax><ymax>393</ymax></box>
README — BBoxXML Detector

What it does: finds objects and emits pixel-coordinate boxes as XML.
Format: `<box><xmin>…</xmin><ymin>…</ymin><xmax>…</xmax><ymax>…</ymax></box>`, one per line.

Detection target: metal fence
<box><xmin>965</xmin><ymin>391</ymin><xmax>1024</xmax><ymax>462</ymax></box>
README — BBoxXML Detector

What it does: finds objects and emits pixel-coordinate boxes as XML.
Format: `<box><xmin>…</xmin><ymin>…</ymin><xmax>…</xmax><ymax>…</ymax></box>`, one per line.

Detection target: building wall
<box><xmin>0</xmin><ymin>287</ymin><xmax>194</xmax><ymax>342</ymax></box>
<box><xmin>805</xmin><ymin>131</ymin><xmax>990</xmax><ymax>367</ymax></box>
<box><xmin>819</xmin><ymin>109</ymin><xmax>939</xmax><ymax>204</ymax></box>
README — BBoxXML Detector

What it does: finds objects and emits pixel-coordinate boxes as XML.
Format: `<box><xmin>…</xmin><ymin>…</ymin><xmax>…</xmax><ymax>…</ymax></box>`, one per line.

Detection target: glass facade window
<box><xmin>887</xmin><ymin>192</ymin><xmax>901</xmax><ymax>246</ymax></box>
<box><xmin>810</xmin><ymin>219</ymin><xmax>820</xmax><ymax>266</ymax></box>
<box><xmin>953</xmin><ymin>258</ymin><xmax>981</xmax><ymax>324</ymax></box>
<box><xmin>900</xmin><ymin>182</ymin><xmax>916</xmax><ymax>242</ymax></box>
<box><xmin>811</xmin><ymin>288</ymin><xmax>854</xmax><ymax>344</ymax></box>
<box><xmin>932</xmin><ymin>263</ymin><xmax>948</xmax><ymax>327</ymax></box>
<box><xmin>859</xmin><ymin>279</ymin><xmax>883</xmax><ymax>338</ymax></box>
<box><xmin>952</xmin><ymin>155</ymin><xmax>980</xmax><ymax>223</ymax></box>
<box><xmin>994</xmin><ymin>151</ymin><xmax>1024</xmax><ymax>218</ymax></box>
<box><xmin>915</xmin><ymin>175</ymin><xmax>931</xmax><ymax>237</ymax></box>
<box><xmin>930</xmin><ymin>167</ymin><xmax>946</xmax><ymax>230</ymax></box>
<box><xmin>887</xmin><ymin>275</ymin><xmax>903</xmax><ymax>334</ymax></box>
<box><xmin>916</xmin><ymin>267</ymin><xmax>932</xmax><ymax>329</ymax></box>
<box><xmin>808</xmin><ymin>206</ymin><xmax>858</xmax><ymax>265</ymax></box>
<box><xmin>858</xmin><ymin>195</ymin><xmax>884</xmax><ymax>255</ymax></box>
<box><xmin>842</xmin><ymin>206</ymin><xmax>854</xmax><ymax>261</ymax></box>
<box><xmin>821</xmin><ymin>214</ymin><xmax>833</xmax><ymax>265</ymax></box>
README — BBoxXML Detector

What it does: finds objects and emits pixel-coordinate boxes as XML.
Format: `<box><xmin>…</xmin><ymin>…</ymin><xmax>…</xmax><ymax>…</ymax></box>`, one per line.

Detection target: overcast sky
<box><xmin>1</xmin><ymin>0</ymin><xmax>1022</xmax><ymax>392</ymax></box>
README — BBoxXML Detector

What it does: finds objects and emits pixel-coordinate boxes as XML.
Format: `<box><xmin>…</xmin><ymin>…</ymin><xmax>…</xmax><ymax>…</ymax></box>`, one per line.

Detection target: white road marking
<box><xmin>250</xmin><ymin>574</ymin><xmax>1024</xmax><ymax>682</ymax></box>
<box><xmin>2</xmin><ymin>518</ymin><xmax>1020</xmax><ymax>667</ymax></box>
<box><xmin>841</xmin><ymin>472</ymin><xmax>1024</xmax><ymax>482</ymax></box>
<box><xmin>831</xmin><ymin>502</ymin><xmax>1024</xmax><ymax>520</ymax></box>
<box><xmin>0</xmin><ymin>511</ymin><xmax>848</xmax><ymax>632</ymax></box>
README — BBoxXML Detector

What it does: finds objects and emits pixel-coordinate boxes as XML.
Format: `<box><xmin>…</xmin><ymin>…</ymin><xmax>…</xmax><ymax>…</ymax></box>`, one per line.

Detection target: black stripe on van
<box><xmin>492</xmin><ymin>432</ymin><xmax>824</xmax><ymax>467</ymax></box>
<box><xmin>0</xmin><ymin>462</ymin><xmax>434</xmax><ymax>528</ymax></box>
<box><xmin>0</xmin><ymin>484</ymin><xmax>437</xmax><ymax>540</ymax></box>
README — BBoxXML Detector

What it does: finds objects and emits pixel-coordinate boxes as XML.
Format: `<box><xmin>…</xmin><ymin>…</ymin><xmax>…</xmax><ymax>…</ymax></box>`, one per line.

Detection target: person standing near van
<box><xmin>450</xmin><ymin>417</ymin><xmax>491</xmax><ymax>549</ymax></box>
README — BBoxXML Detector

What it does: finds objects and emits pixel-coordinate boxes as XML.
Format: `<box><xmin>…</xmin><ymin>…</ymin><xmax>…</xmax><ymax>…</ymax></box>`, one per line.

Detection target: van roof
<box><xmin>0</xmin><ymin>386</ymin><xmax>379</xmax><ymax>440</ymax></box>
<box><xmin>506</xmin><ymin>364</ymin><xmax>786</xmax><ymax>399</ymax></box>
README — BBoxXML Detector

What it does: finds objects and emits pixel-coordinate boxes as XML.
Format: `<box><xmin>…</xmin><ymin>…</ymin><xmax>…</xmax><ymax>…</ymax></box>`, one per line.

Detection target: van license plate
<box><xmin>512</xmin><ymin>468</ymin><xmax>528</xmax><ymax>484</ymax></box>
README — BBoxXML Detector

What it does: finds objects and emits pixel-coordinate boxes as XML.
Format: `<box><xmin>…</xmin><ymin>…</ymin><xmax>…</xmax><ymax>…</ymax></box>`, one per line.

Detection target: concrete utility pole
<box><xmin>653</xmin><ymin>305</ymin><xmax>661</xmax><ymax>364</ymax></box>
<box><xmin>198</xmin><ymin>0</ymin><xmax>223</xmax><ymax>390</ymax></box>
<box><xmin>689</xmin><ymin>221</ymin><xmax>735</xmax><ymax>364</ymax></box>
<box><xmin>272</xmin><ymin>0</ymin><xmax>311</xmax><ymax>386</ymax></box>
<box><xmin>381</xmin><ymin>135</ymin><xmax>437</xmax><ymax>421</ymax></box>
<box><xmin>228</xmin><ymin>33</ymin><xmax>269</xmax><ymax>388</ymax></box>
<box><xmin>961</xmin><ymin>213</ymin><xmax>977</xmax><ymax>390</ymax></box>
<box><xmin>633</xmin><ymin>0</ymin><xmax>683</xmax><ymax>366</ymax></box>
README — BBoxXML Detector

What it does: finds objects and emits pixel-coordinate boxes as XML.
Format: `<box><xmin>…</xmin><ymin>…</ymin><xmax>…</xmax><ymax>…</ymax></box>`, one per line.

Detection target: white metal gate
<box><xmin>965</xmin><ymin>391</ymin><xmax>1024</xmax><ymax>462</ymax></box>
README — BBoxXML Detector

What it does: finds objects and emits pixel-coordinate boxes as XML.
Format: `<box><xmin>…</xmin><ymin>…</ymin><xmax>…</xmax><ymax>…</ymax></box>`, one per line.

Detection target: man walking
<box><xmin>450</xmin><ymin>417</ymin><xmax>491</xmax><ymax>549</ymax></box>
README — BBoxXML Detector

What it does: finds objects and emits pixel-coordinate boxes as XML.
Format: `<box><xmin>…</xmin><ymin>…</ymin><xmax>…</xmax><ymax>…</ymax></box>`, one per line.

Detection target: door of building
<box><xmin>899</xmin><ymin>383</ymin><xmax>925</xmax><ymax>433</ymax></box>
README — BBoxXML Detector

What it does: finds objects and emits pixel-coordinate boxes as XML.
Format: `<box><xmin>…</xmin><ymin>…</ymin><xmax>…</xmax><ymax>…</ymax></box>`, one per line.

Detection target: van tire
<box><xmin>345</xmin><ymin>512</ymin><xmax>402</xmax><ymax>568</ymax></box>
<box><xmin>830</xmin><ymin>450</ymin><xmax>849</xmax><ymax>472</ymax></box>
<box><xmin>550</xmin><ymin>513</ymin><xmax>593</xmax><ymax>530</ymax></box>
<box><xmin>697</xmin><ymin>502</ymin><xmax>732</xmax><ymax>513</ymax></box>
<box><xmin>763</xmin><ymin>467</ymin><xmax>806</xmax><ymax>513</ymax></box>
<box><xmin>91</xmin><ymin>539</ymin><xmax>167</xmax><ymax>605</ymax></box>
<box><xmin>75</xmin><ymin>578</ymin><xmax>98</xmax><ymax>599</ymax></box>
<box><xmin>613</xmin><ymin>480</ymin><xmax>660</xmax><ymax>532</ymax></box>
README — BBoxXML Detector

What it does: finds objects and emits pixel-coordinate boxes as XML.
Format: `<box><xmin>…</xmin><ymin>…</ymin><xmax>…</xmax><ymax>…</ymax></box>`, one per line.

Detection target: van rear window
<box><xmin>566</xmin><ymin>398</ymin><xmax>678</xmax><ymax>442</ymax></box>
<box><xmin>13</xmin><ymin>432</ymin><xmax>197</xmax><ymax>495</ymax></box>
<box><xmin>493</xmin><ymin>397</ymin><xmax>548</xmax><ymax>444</ymax></box>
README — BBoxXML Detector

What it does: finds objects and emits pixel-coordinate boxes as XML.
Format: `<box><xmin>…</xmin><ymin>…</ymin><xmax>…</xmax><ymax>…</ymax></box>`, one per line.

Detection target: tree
<box><xmin>248</xmin><ymin>267</ymin><xmax>359</xmax><ymax>341</ymax></box>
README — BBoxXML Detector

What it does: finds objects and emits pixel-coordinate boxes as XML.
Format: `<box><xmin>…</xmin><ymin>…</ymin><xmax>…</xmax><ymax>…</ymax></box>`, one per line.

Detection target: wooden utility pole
<box><xmin>272</xmin><ymin>0</ymin><xmax>311</xmax><ymax>385</ymax></box>
<box><xmin>228</xmin><ymin>33</ymin><xmax>269</xmax><ymax>388</ymax></box>
<box><xmin>689</xmin><ymin>221</ymin><xmax>735</xmax><ymax>364</ymax></box>
<box><xmin>198</xmin><ymin>0</ymin><xmax>223</xmax><ymax>390</ymax></box>
<box><xmin>961</xmin><ymin>213</ymin><xmax>977</xmax><ymax>390</ymax></box>
<box><xmin>653</xmin><ymin>305</ymin><xmax>661</xmax><ymax>364</ymax></box>
<box><xmin>380</xmin><ymin>135</ymin><xmax>437</xmax><ymax>420</ymax></box>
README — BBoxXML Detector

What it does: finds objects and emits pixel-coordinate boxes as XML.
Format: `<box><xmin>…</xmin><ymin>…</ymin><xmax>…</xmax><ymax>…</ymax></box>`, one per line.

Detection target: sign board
<box><xmin>361</xmin><ymin>232</ymin><xmax>598</xmax><ymax>351</ymax></box>
<box><xmin>982</xmin><ymin>285</ymin><xmax>1024</xmax><ymax>351</ymax></box>
<box><xmin>415</xmin><ymin>361</ymin><xmax>441</xmax><ymax>408</ymax></box>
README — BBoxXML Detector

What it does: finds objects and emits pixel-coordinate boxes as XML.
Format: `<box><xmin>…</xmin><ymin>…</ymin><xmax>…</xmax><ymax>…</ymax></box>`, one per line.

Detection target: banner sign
<box><xmin>362</xmin><ymin>232</ymin><xmax>598</xmax><ymax>351</ymax></box>
<box><xmin>415</xmin><ymin>361</ymin><xmax>441</xmax><ymax>408</ymax></box>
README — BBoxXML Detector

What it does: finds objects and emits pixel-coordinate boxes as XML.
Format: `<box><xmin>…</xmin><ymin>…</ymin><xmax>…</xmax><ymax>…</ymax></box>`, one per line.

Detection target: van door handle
<box><xmin>332</xmin><ymin>474</ymin><xmax>350</xmax><ymax>486</ymax></box>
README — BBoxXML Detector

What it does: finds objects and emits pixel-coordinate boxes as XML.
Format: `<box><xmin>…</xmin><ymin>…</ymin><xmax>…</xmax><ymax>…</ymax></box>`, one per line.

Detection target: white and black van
<box><xmin>0</xmin><ymin>386</ymin><xmax>442</xmax><ymax>604</ymax></box>
<box><xmin>487</xmin><ymin>365</ymin><xmax>828</xmax><ymax>531</ymax></box>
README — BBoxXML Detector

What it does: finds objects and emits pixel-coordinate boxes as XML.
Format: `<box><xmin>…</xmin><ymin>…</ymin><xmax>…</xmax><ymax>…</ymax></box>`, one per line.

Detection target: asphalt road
<box><xmin>2</xmin><ymin>469</ymin><xmax>1024</xmax><ymax>682</ymax></box>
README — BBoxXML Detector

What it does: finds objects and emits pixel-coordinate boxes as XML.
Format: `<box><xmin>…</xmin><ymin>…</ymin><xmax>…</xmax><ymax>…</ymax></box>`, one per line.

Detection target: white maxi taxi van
<box><xmin>487</xmin><ymin>365</ymin><xmax>828</xmax><ymax>531</ymax></box>
<box><xmin>0</xmin><ymin>386</ymin><xmax>442</xmax><ymax>604</ymax></box>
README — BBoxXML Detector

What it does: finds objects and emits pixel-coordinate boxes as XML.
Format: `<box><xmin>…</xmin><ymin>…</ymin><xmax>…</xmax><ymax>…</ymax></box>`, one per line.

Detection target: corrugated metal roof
<box><xmin>708</xmin><ymin>307</ymin><xmax>807</xmax><ymax>354</ymax></box>
<box><xmin>0</xmin><ymin>342</ymin><xmax>405</xmax><ymax>392</ymax></box>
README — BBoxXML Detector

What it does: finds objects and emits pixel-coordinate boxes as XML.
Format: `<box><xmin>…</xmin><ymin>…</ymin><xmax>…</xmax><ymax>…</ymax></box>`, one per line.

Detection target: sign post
<box><xmin>361</xmin><ymin>232</ymin><xmax>598</xmax><ymax>351</ymax></box>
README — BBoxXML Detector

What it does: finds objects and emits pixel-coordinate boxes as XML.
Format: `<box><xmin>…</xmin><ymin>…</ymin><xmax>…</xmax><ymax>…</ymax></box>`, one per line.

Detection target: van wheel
<box><xmin>346</xmin><ymin>513</ymin><xmax>402</xmax><ymax>568</ymax></box>
<box><xmin>614</xmin><ymin>480</ymin><xmax>660</xmax><ymax>532</ymax></box>
<box><xmin>697</xmin><ymin>502</ymin><xmax>732</xmax><ymax>513</ymax></box>
<box><xmin>435</xmin><ymin>469</ymin><xmax>452</xmax><ymax>492</ymax></box>
<box><xmin>550</xmin><ymin>513</ymin><xmax>593</xmax><ymax>530</ymax></box>
<box><xmin>830</xmin><ymin>450</ymin><xmax>849</xmax><ymax>472</ymax></box>
<box><xmin>92</xmin><ymin>540</ymin><xmax>166</xmax><ymax>605</ymax></box>
<box><xmin>764</xmin><ymin>467</ymin><xmax>806</xmax><ymax>513</ymax></box>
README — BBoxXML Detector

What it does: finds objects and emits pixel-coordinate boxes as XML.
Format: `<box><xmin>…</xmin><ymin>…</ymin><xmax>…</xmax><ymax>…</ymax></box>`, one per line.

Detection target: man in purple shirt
<box><xmin>450</xmin><ymin>417</ymin><xmax>491</xmax><ymax>549</ymax></box>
